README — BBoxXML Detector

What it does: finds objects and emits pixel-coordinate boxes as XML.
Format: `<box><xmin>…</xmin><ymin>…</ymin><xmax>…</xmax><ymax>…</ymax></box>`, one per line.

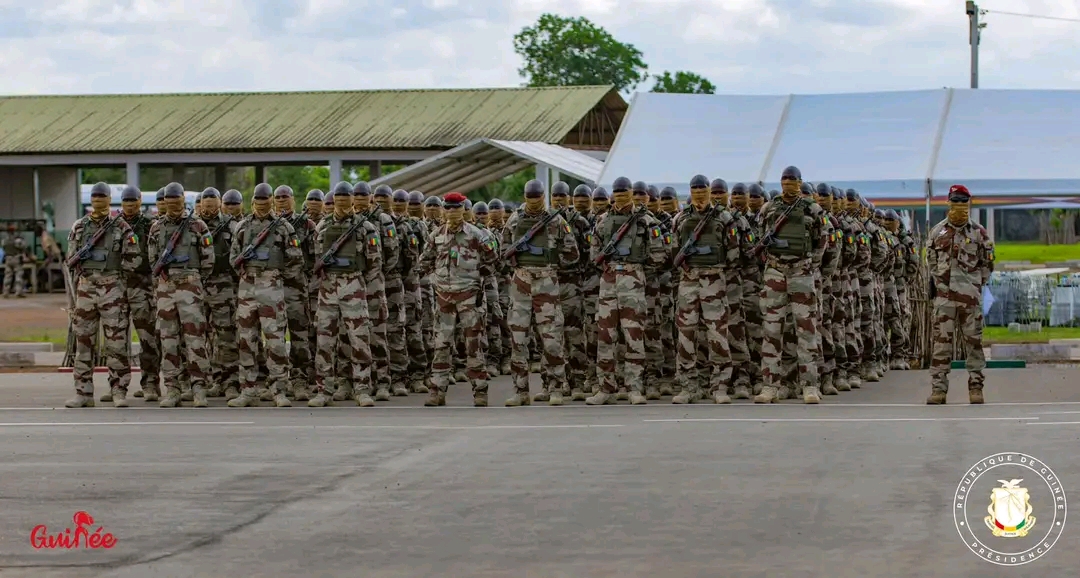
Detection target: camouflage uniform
<box><xmin>64</xmin><ymin>215</ymin><xmax>142</xmax><ymax>407</ymax></box>
<box><xmin>726</xmin><ymin>207</ymin><xmax>755</xmax><ymax>400</ymax></box>
<box><xmin>882</xmin><ymin>221</ymin><xmax>905</xmax><ymax>369</ymax></box>
<box><xmin>403</xmin><ymin>212</ymin><xmax>431</xmax><ymax>393</ymax></box>
<box><xmin>228</xmin><ymin>213</ymin><xmax>304</xmax><ymax>407</ymax></box>
<box><xmin>670</xmin><ymin>200</ymin><xmax>741</xmax><ymax>405</ymax></box>
<box><xmin>120</xmin><ymin>212</ymin><xmax>162</xmax><ymax>399</ymax></box>
<box><xmin>816</xmin><ymin>198</ymin><xmax>842</xmax><ymax>396</ymax></box>
<box><xmin>561</xmin><ymin>205</ymin><xmax>592</xmax><ymax>399</ymax></box>
<box><xmin>927</xmin><ymin>204</ymin><xmax>994</xmax><ymax>403</ymax></box>
<box><xmin>581</xmin><ymin>209</ymin><xmax>603</xmax><ymax>394</ymax></box>
<box><xmin>755</xmin><ymin>180</ymin><xmax>828</xmax><ymax>404</ymax></box>
<box><xmin>308</xmin><ymin>211</ymin><xmax>381</xmax><ymax>407</ymax></box>
<box><xmin>845</xmin><ymin>198</ymin><xmax>872</xmax><ymax>390</ymax></box>
<box><xmin>2</xmin><ymin>234</ymin><xmax>29</xmax><ymax>297</ymax></box>
<box><xmin>501</xmin><ymin>202</ymin><xmax>579</xmax><ymax>406</ymax></box>
<box><xmin>201</xmin><ymin>212</ymin><xmax>241</xmax><ymax>397</ymax></box>
<box><xmin>587</xmin><ymin>199</ymin><xmax>668</xmax><ymax>405</ymax></box>
<box><xmin>655</xmin><ymin>211</ymin><xmax>678</xmax><ymax>394</ymax></box>
<box><xmin>735</xmin><ymin>204</ymin><xmax>765</xmax><ymax>394</ymax></box>
<box><xmin>859</xmin><ymin>212</ymin><xmax>886</xmax><ymax>382</ymax></box>
<box><xmin>831</xmin><ymin>192</ymin><xmax>858</xmax><ymax>391</ymax></box>
<box><xmin>472</xmin><ymin>217</ymin><xmax>503</xmax><ymax>377</ymax></box>
<box><xmin>282</xmin><ymin>208</ymin><xmax>317</xmax><ymax>398</ymax></box>
<box><xmin>896</xmin><ymin>224</ymin><xmax>920</xmax><ymax>367</ymax></box>
<box><xmin>384</xmin><ymin>205</ymin><xmax>416</xmax><ymax>396</ymax></box>
<box><xmin>365</xmin><ymin>204</ymin><xmax>400</xmax><ymax>399</ymax></box>
<box><xmin>418</xmin><ymin>208</ymin><xmax>497</xmax><ymax>406</ymax></box>
<box><xmin>148</xmin><ymin>212</ymin><xmax>215</xmax><ymax>407</ymax></box>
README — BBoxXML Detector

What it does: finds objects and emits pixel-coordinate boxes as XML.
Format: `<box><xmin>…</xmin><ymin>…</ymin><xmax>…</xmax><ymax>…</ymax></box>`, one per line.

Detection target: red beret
<box><xmin>948</xmin><ymin>184</ymin><xmax>970</xmax><ymax>197</ymax></box>
<box><xmin>444</xmin><ymin>192</ymin><xmax>467</xmax><ymax>204</ymax></box>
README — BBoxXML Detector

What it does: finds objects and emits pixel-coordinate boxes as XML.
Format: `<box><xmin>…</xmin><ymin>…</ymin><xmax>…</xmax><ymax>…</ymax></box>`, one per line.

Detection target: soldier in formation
<box><xmin>2</xmin><ymin>225</ymin><xmax>32</xmax><ymax>298</ymax></box>
<box><xmin>64</xmin><ymin>170</ymin><xmax>930</xmax><ymax>409</ymax></box>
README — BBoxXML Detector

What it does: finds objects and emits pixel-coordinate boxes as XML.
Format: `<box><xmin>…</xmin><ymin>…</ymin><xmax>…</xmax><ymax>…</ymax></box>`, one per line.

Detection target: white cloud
<box><xmin>1</xmin><ymin>0</ymin><xmax>1079</xmax><ymax>95</ymax></box>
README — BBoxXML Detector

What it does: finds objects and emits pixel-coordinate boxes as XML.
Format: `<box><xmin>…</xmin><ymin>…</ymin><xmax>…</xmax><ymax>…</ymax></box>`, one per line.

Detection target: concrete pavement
<box><xmin>0</xmin><ymin>368</ymin><xmax>1078</xmax><ymax>577</ymax></box>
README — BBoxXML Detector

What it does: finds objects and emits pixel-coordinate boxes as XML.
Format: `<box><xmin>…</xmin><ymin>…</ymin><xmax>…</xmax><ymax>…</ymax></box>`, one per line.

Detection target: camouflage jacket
<box><xmin>835</xmin><ymin>213</ymin><xmax>859</xmax><ymax>271</ymax></box>
<box><xmin>474</xmin><ymin>223</ymin><xmax>502</xmax><ymax>316</ymax></box>
<box><xmin>202</xmin><ymin>213</ymin><xmax>240</xmax><ymax>278</ymax></box>
<box><xmin>501</xmin><ymin>207</ymin><xmax>580</xmax><ymax>272</ymax></box>
<box><xmin>899</xmin><ymin>228</ymin><xmax>920</xmax><ymax>281</ymax></box>
<box><xmin>847</xmin><ymin>213</ymin><xmax>872</xmax><ymax>274</ymax></box>
<box><xmin>862</xmin><ymin>218</ymin><xmax>889</xmax><ymax>277</ymax></box>
<box><xmin>419</xmin><ymin>221</ymin><xmax>497</xmax><ymax>294</ymax></box>
<box><xmin>820</xmin><ymin>213</ymin><xmax>842</xmax><ymax>279</ymax></box>
<box><xmin>313</xmin><ymin>212</ymin><xmax>383</xmax><ymax>275</ymax></box>
<box><xmin>67</xmin><ymin>215</ymin><xmax>142</xmax><ymax>275</ymax></box>
<box><xmin>366</xmin><ymin>206</ymin><xmax>400</xmax><ymax>276</ymax></box>
<box><xmin>229</xmin><ymin>213</ymin><xmax>304</xmax><ymax>278</ymax></box>
<box><xmin>564</xmin><ymin>208</ymin><xmax>593</xmax><ymax>278</ymax></box>
<box><xmin>147</xmin><ymin>213</ymin><xmax>213</xmax><ymax>278</ymax></box>
<box><xmin>928</xmin><ymin>218</ymin><xmax>994</xmax><ymax>300</ymax></box>
<box><xmin>591</xmin><ymin>207</ymin><xmax>668</xmax><ymax>270</ymax></box>
<box><xmin>120</xmin><ymin>213</ymin><xmax>154</xmax><ymax>275</ymax></box>
<box><xmin>284</xmin><ymin>211</ymin><xmax>318</xmax><ymax>273</ymax></box>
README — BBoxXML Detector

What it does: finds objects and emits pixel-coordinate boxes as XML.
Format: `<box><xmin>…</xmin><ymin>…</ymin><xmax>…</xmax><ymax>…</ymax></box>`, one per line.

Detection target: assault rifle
<box><xmin>232</xmin><ymin>213</ymin><xmax>287</xmax><ymax>271</ymax></box>
<box><xmin>208</xmin><ymin>215</ymin><xmax>233</xmax><ymax>240</ymax></box>
<box><xmin>500</xmin><ymin>208</ymin><xmax>566</xmax><ymax>266</ymax></box>
<box><xmin>312</xmin><ymin>216</ymin><xmax>368</xmax><ymax>277</ymax></box>
<box><xmin>593</xmin><ymin>205</ymin><xmax>648</xmax><ymax>266</ymax></box>
<box><xmin>151</xmin><ymin>213</ymin><xmax>194</xmax><ymax>279</ymax></box>
<box><xmin>289</xmin><ymin>207</ymin><xmax>309</xmax><ymax>233</ymax></box>
<box><xmin>65</xmin><ymin>215</ymin><xmax>120</xmax><ymax>269</ymax></box>
<box><xmin>750</xmin><ymin>198</ymin><xmax>802</xmax><ymax>259</ymax></box>
<box><xmin>671</xmin><ymin>204</ymin><xmax>717</xmax><ymax>270</ymax></box>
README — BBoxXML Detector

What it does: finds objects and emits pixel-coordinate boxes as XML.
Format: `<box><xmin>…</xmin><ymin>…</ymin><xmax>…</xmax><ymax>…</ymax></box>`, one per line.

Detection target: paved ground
<box><xmin>1</xmin><ymin>368</ymin><xmax>1078</xmax><ymax>577</ymax></box>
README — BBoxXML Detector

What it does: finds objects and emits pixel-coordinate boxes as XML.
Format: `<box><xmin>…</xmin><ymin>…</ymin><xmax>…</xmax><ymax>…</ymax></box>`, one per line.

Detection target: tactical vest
<box><xmin>2</xmin><ymin>237</ymin><xmax>17</xmax><ymax>259</ymax></box>
<box><xmin>207</xmin><ymin>216</ymin><xmax>234</xmax><ymax>276</ymax></box>
<box><xmin>604</xmin><ymin>212</ymin><xmax>646</xmax><ymax>263</ymax></box>
<box><xmin>513</xmin><ymin>211</ymin><xmax>556</xmax><ymax>267</ymax></box>
<box><xmin>155</xmin><ymin>219</ymin><xmax>201</xmax><ymax>271</ymax></box>
<box><xmin>321</xmin><ymin>217</ymin><xmax>365</xmax><ymax>274</ymax></box>
<box><xmin>393</xmin><ymin>215</ymin><xmax>414</xmax><ymax>273</ymax></box>
<box><xmin>677</xmin><ymin>210</ymin><xmax>724</xmax><ymax>267</ymax></box>
<box><xmin>79</xmin><ymin>218</ymin><xmax>123</xmax><ymax>272</ymax></box>
<box><xmin>768</xmin><ymin>201</ymin><xmax>812</xmax><ymax>258</ymax></box>
<box><xmin>240</xmin><ymin>218</ymin><xmax>285</xmax><ymax>271</ymax></box>
<box><xmin>124</xmin><ymin>215</ymin><xmax>152</xmax><ymax>274</ymax></box>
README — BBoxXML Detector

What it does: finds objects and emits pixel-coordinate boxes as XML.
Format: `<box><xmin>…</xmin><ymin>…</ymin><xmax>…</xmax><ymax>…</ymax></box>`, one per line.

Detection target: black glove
<box><xmin>929</xmin><ymin>277</ymin><xmax>936</xmax><ymax>299</ymax></box>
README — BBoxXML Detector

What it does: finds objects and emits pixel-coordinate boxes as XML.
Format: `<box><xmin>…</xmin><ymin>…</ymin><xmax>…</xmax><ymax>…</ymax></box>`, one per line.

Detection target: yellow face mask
<box><xmin>886</xmin><ymin>220</ymin><xmax>899</xmax><ymax>233</ymax></box>
<box><xmin>612</xmin><ymin>191</ymin><xmax>633</xmax><ymax>211</ymax></box>
<box><xmin>463</xmin><ymin>210</ymin><xmax>475</xmax><ymax>223</ymax></box>
<box><xmin>948</xmin><ymin>202</ymin><xmax>970</xmax><ymax>226</ymax></box>
<box><xmin>306</xmin><ymin>200</ymin><xmax>324</xmax><ymax>220</ymax></box>
<box><xmin>573</xmin><ymin>197</ymin><xmax>591</xmax><ymax>213</ymax></box>
<box><xmin>711</xmin><ymin>192</ymin><xmax>729</xmax><ymax>207</ymax></box>
<box><xmin>425</xmin><ymin>206</ymin><xmax>443</xmax><ymax>223</ymax></box>
<box><xmin>392</xmin><ymin>201</ymin><xmax>408</xmax><ymax>217</ymax></box>
<box><xmin>274</xmin><ymin>196</ymin><xmax>293</xmax><ymax>214</ymax></box>
<box><xmin>201</xmin><ymin>197</ymin><xmax>221</xmax><ymax>217</ymax></box>
<box><xmin>525</xmin><ymin>197</ymin><xmax>546</xmax><ymax>213</ymax></box>
<box><xmin>633</xmin><ymin>193</ymin><xmax>648</xmax><ymax>208</ymax></box>
<box><xmin>730</xmin><ymin>195</ymin><xmax>747</xmax><ymax>211</ymax></box>
<box><xmin>90</xmin><ymin>196</ymin><xmax>111</xmax><ymax>219</ymax></box>
<box><xmin>748</xmin><ymin>197</ymin><xmax>764</xmax><ymax>212</ymax></box>
<box><xmin>445</xmin><ymin>207</ymin><xmax>464</xmax><ymax>227</ymax></box>
<box><xmin>156</xmin><ymin>201</ymin><xmax>167</xmax><ymax>216</ymax></box>
<box><xmin>408</xmin><ymin>203</ymin><xmax>423</xmax><ymax>218</ymax></box>
<box><xmin>121</xmin><ymin>199</ymin><xmax>140</xmax><ymax>218</ymax></box>
<box><xmin>488</xmin><ymin>209</ymin><xmax>504</xmax><ymax>228</ymax></box>
<box><xmin>647</xmin><ymin>199</ymin><xmax>660</xmax><ymax>213</ymax></box>
<box><xmin>353</xmin><ymin>195</ymin><xmax>371</xmax><ymax>213</ymax></box>
<box><xmin>252</xmin><ymin>198</ymin><xmax>272</xmax><ymax>218</ymax></box>
<box><xmin>780</xmin><ymin>179</ymin><xmax>801</xmax><ymax>201</ymax></box>
<box><xmin>224</xmin><ymin>203</ymin><xmax>244</xmax><ymax>218</ymax></box>
<box><xmin>551</xmin><ymin>195</ymin><xmax>568</xmax><ymax>209</ymax></box>
<box><xmin>689</xmin><ymin>188</ymin><xmax>710</xmax><ymax>211</ymax></box>
<box><xmin>375</xmin><ymin>196</ymin><xmax>391</xmax><ymax>211</ymax></box>
<box><xmin>592</xmin><ymin>198</ymin><xmax>610</xmax><ymax>213</ymax></box>
<box><xmin>334</xmin><ymin>196</ymin><xmax>353</xmax><ymax>218</ymax></box>
<box><xmin>816</xmin><ymin>195</ymin><xmax>832</xmax><ymax>212</ymax></box>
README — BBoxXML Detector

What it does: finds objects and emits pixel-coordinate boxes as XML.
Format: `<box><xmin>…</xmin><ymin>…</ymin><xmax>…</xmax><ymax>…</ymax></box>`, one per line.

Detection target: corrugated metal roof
<box><xmin>370</xmin><ymin>138</ymin><xmax>604</xmax><ymax>196</ymax></box>
<box><xmin>0</xmin><ymin>86</ymin><xmax>618</xmax><ymax>154</ymax></box>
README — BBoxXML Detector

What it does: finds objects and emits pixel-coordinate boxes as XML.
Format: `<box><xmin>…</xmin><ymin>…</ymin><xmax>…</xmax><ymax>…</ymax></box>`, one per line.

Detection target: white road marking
<box><xmin>1037</xmin><ymin>411</ymin><xmax>1080</xmax><ymax>415</ymax></box>
<box><xmin>642</xmin><ymin>417</ymin><xmax>1040</xmax><ymax>423</ymax></box>
<box><xmin>1030</xmin><ymin>421</ymin><xmax>1080</xmax><ymax>425</ymax></box>
<box><xmin>0</xmin><ymin>421</ymin><xmax>255</xmax><ymax>427</ymax></box>
<box><xmin>259</xmin><ymin>424</ymin><xmax>626</xmax><ymax>430</ymax></box>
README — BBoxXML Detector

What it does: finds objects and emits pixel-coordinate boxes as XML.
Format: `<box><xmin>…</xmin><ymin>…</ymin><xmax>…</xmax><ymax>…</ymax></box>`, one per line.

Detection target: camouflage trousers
<box><xmin>884</xmin><ymin>278</ymin><xmax>906</xmax><ymax>362</ymax></box>
<box><xmin>596</xmin><ymin>264</ymin><xmax>647</xmax><ymax>395</ymax></box>
<box><xmin>741</xmin><ymin>269</ymin><xmax>765</xmax><ymax>388</ymax></box>
<box><xmin>761</xmin><ymin>260</ymin><xmax>819</xmax><ymax>390</ymax></box>
<box><xmin>497</xmin><ymin>273</ymin><xmax>512</xmax><ymax>364</ymax></box>
<box><xmin>818</xmin><ymin>274</ymin><xmax>837</xmax><ymax>389</ymax></box>
<box><xmin>658</xmin><ymin>273</ymin><xmax>676</xmax><ymax>383</ymax></box>
<box><xmin>385</xmin><ymin>274</ymin><xmax>409</xmax><ymax>389</ymax></box>
<box><xmin>420</xmin><ymin>279</ymin><xmax>434</xmax><ymax>365</ymax></box>
<box><xmin>430</xmin><ymin>287</ymin><xmax>488</xmax><ymax>395</ymax></box>
<box><xmin>71</xmin><ymin>272</ymin><xmax>131</xmax><ymax>395</ymax></box>
<box><xmin>404</xmin><ymin>275</ymin><xmax>428</xmax><ymax>389</ymax></box>
<box><xmin>283</xmin><ymin>277</ymin><xmax>314</xmax><ymax>391</ymax></box>
<box><xmin>3</xmin><ymin>259</ymin><xmax>25</xmax><ymax>296</ymax></box>
<box><xmin>203</xmin><ymin>273</ymin><xmax>239</xmax><ymax>392</ymax></box>
<box><xmin>582</xmin><ymin>273</ymin><xmax>600</xmax><ymax>391</ymax></box>
<box><xmin>858</xmin><ymin>276</ymin><xmax>876</xmax><ymax>371</ymax></box>
<box><xmin>558</xmin><ymin>275</ymin><xmax>586</xmax><ymax>389</ymax></box>
<box><xmin>726</xmin><ymin>270</ymin><xmax>751</xmax><ymax>391</ymax></box>
<box><xmin>675</xmin><ymin>268</ymin><xmax>731</xmax><ymax>396</ymax></box>
<box><xmin>644</xmin><ymin>275</ymin><xmax>664</xmax><ymax>383</ymax></box>
<box><xmin>314</xmin><ymin>271</ymin><xmax>372</xmax><ymax>395</ymax></box>
<box><xmin>483</xmin><ymin>275</ymin><xmax>503</xmax><ymax>367</ymax></box>
<box><xmin>829</xmin><ymin>277</ymin><xmax>848</xmax><ymax>382</ymax></box>
<box><xmin>508</xmin><ymin>267</ymin><xmax>565</xmax><ymax>394</ymax></box>
<box><xmin>365</xmin><ymin>272</ymin><xmax>390</xmax><ymax>392</ymax></box>
<box><xmin>124</xmin><ymin>272</ymin><xmax>160</xmax><ymax>394</ymax></box>
<box><xmin>843</xmin><ymin>272</ymin><xmax>863</xmax><ymax>376</ymax></box>
<box><xmin>156</xmin><ymin>271</ymin><xmax>211</xmax><ymax>391</ymax></box>
<box><xmin>930</xmin><ymin>297</ymin><xmax>985</xmax><ymax>392</ymax></box>
<box><xmin>235</xmin><ymin>270</ymin><xmax>290</xmax><ymax>394</ymax></box>
<box><xmin>874</xmin><ymin>279</ymin><xmax>887</xmax><ymax>362</ymax></box>
<box><xmin>896</xmin><ymin>284</ymin><xmax>912</xmax><ymax>359</ymax></box>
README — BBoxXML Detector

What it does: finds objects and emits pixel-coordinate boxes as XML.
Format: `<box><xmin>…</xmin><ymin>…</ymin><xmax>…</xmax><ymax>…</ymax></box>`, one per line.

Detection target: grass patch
<box><xmin>983</xmin><ymin>326</ymin><xmax>1080</xmax><ymax>344</ymax></box>
<box><xmin>0</xmin><ymin>329</ymin><xmax>68</xmax><ymax>346</ymax></box>
<box><xmin>994</xmin><ymin>242</ymin><xmax>1080</xmax><ymax>264</ymax></box>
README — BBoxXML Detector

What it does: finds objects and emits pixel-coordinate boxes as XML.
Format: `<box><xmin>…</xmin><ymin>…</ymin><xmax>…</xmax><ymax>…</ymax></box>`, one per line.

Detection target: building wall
<box><xmin>0</xmin><ymin>167</ymin><xmax>35</xmax><ymax>219</ymax></box>
<box><xmin>38</xmin><ymin>167</ymin><xmax>79</xmax><ymax>230</ymax></box>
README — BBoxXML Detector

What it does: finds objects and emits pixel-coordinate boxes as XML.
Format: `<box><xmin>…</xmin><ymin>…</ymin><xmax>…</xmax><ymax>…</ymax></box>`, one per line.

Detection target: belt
<box><xmin>608</xmin><ymin>262</ymin><xmax>643</xmax><ymax>272</ymax></box>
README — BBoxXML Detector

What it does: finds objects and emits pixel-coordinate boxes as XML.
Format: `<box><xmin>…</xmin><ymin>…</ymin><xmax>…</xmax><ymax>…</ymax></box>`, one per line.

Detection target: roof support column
<box><xmin>370</xmin><ymin>161</ymin><xmax>382</xmax><ymax>179</ymax></box>
<box><xmin>126</xmin><ymin>160</ymin><xmax>140</xmax><ymax>190</ymax></box>
<box><xmin>254</xmin><ymin>165</ymin><xmax>265</xmax><ymax>184</ymax></box>
<box><xmin>986</xmin><ymin>209</ymin><xmax>996</xmax><ymax>243</ymax></box>
<box><xmin>536</xmin><ymin>163</ymin><xmax>550</xmax><ymax>204</ymax></box>
<box><xmin>329</xmin><ymin>157</ymin><xmax>343</xmax><ymax>186</ymax></box>
<box><xmin>214</xmin><ymin>164</ymin><xmax>227</xmax><ymax>191</ymax></box>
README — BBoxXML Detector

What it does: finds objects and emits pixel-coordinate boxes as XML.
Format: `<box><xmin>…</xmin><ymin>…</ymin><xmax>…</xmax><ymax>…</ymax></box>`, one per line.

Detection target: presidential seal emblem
<box><xmin>954</xmin><ymin>452</ymin><xmax>1067</xmax><ymax>566</ymax></box>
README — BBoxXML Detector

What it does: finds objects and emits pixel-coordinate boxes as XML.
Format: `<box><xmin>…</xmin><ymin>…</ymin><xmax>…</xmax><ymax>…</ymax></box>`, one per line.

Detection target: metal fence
<box><xmin>985</xmin><ymin>272</ymin><xmax>1080</xmax><ymax>327</ymax></box>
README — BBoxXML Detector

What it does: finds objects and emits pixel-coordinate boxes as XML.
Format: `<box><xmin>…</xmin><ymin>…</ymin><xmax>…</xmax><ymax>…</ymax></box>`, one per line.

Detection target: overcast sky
<box><xmin>1</xmin><ymin>0</ymin><xmax>1079</xmax><ymax>95</ymax></box>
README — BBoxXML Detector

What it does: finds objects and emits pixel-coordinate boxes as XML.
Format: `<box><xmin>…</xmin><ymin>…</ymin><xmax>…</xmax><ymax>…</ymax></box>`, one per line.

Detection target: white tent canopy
<box><xmin>599</xmin><ymin>89</ymin><xmax>1080</xmax><ymax>206</ymax></box>
<box><xmin>370</xmin><ymin>138</ymin><xmax>603</xmax><ymax>196</ymax></box>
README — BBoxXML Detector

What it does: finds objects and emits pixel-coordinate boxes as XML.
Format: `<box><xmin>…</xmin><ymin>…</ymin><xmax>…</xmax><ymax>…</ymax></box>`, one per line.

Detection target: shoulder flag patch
<box><xmin>385</xmin><ymin>227</ymin><xmax>395</xmax><ymax>238</ymax></box>
<box><xmin>651</xmin><ymin>227</ymin><xmax>660</xmax><ymax>238</ymax></box>
<box><xmin>563</xmin><ymin>223</ymin><xmax>571</xmax><ymax>234</ymax></box>
<box><xmin>369</xmin><ymin>236</ymin><xmax>379</xmax><ymax>247</ymax></box>
<box><xmin>290</xmin><ymin>238</ymin><xmax>300</xmax><ymax>247</ymax></box>
<box><xmin>202</xmin><ymin>234</ymin><xmax>212</xmax><ymax>247</ymax></box>
<box><xmin>129</xmin><ymin>233</ymin><xmax>139</xmax><ymax>244</ymax></box>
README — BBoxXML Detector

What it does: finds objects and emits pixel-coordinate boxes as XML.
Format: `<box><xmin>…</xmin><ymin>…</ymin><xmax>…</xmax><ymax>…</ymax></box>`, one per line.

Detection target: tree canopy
<box><xmin>651</xmin><ymin>70</ymin><xmax>716</xmax><ymax>94</ymax></box>
<box><xmin>513</xmin><ymin>14</ymin><xmax>649</xmax><ymax>92</ymax></box>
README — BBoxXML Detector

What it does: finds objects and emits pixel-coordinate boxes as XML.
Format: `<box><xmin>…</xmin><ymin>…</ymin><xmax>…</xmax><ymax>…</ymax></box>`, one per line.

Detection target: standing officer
<box><xmin>308</xmin><ymin>182</ymin><xmax>381</xmax><ymax>407</ymax></box>
<box><xmin>670</xmin><ymin>175</ymin><xmax>740</xmax><ymax>404</ymax></box>
<box><xmin>148</xmin><ymin>182</ymin><xmax>215</xmax><ymax>408</ymax></box>
<box><xmin>379</xmin><ymin>186</ymin><xmax>413</xmax><ymax>397</ymax></box>
<box><xmin>273</xmin><ymin>185</ymin><xmax>316</xmax><ymax>400</ymax></box>
<box><xmin>502</xmin><ymin>180</ymin><xmax>579</xmax><ymax>406</ymax></box>
<box><xmin>303</xmin><ymin>189</ymin><xmax>326</xmax><ymax>337</ymax></box>
<box><xmin>355</xmin><ymin>182</ymin><xmax>399</xmax><ymax>401</ymax></box>
<box><xmin>731</xmin><ymin>183</ymin><xmax>765</xmax><ymax>395</ymax></box>
<box><xmin>228</xmin><ymin>183</ymin><xmax>303</xmax><ymax>408</ymax></box>
<box><xmin>417</xmin><ymin>192</ymin><xmax>497</xmax><ymax>407</ymax></box>
<box><xmin>559</xmin><ymin>184</ymin><xmax>593</xmax><ymax>400</ymax></box>
<box><xmin>755</xmin><ymin>167</ymin><xmax>828</xmax><ymax>404</ymax></box>
<box><xmin>198</xmin><ymin>187</ymin><xmax>241</xmax><ymax>399</ymax></box>
<box><xmin>926</xmin><ymin>185</ymin><xmax>994</xmax><ymax>404</ymax></box>
<box><xmin>116</xmin><ymin>185</ymin><xmax>161</xmax><ymax>402</ymax></box>
<box><xmin>472</xmin><ymin>201</ymin><xmax>504</xmax><ymax>379</ymax></box>
<box><xmin>486</xmin><ymin>198</ymin><xmax>512</xmax><ymax>375</ymax></box>
<box><xmin>587</xmin><ymin>177</ymin><xmax>667</xmax><ymax>405</ymax></box>
<box><xmin>64</xmin><ymin>182</ymin><xmax>142</xmax><ymax>408</ymax></box>
<box><xmin>396</xmin><ymin>189</ymin><xmax>430</xmax><ymax>393</ymax></box>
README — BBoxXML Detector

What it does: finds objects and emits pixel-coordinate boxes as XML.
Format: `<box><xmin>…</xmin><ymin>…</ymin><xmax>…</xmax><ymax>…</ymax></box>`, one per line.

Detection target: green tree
<box><xmin>513</xmin><ymin>14</ymin><xmax>648</xmax><ymax>92</ymax></box>
<box><xmin>651</xmin><ymin>70</ymin><xmax>716</xmax><ymax>94</ymax></box>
